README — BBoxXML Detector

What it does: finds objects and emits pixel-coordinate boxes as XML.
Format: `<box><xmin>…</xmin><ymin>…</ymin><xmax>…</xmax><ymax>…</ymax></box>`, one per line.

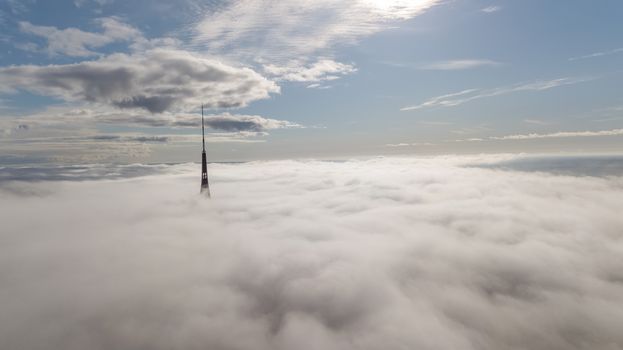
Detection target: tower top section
<box><xmin>200</xmin><ymin>104</ymin><xmax>211</xmax><ymax>197</ymax></box>
<box><xmin>201</xmin><ymin>104</ymin><xmax>206</xmax><ymax>153</ymax></box>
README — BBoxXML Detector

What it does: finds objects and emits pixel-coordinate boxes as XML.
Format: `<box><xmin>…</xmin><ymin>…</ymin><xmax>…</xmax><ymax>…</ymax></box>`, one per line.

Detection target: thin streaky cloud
<box><xmin>74</xmin><ymin>0</ymin><xmax>114</xmax><ymax>8</ymax></box>
<box><xmin>263</xmin><ymin>59</ymin><xmax>356</xmax><ymax>83</ymax></box>
<box><xmin>604</xmin><ymin>106</ymin><xmax>623</xmax><ymax>112</ymax></box>
<box><xmin>481</xmin><ymin>6</ymin><xmax>501</xmax><ymax>13</ymax></box>
<box><xmin>569</xmin><ymin>47</ymin><xmax>623</xmax><ymax>61</ymax></box>
<box><xmin>385</xmin><ymin>142</ymin><xmax>434</xmax><ymax>147</ymax></box>
<box><xmin>401</xmin><ymin>77</ymin><xmax>590</xmax><ymax>111</ymax></box>
<box><xmin>523</xmin><ymin>119</ymin><xmax>554</xmax><ymax>126</ymax></box>
<box><xmin>456</xmin><ymin>128</ymin><xmax>623</xmax><ymax>142</ymax></box>
<box><xmin>417</xmin><ymin>121</ymin><xmax>454</xmax><ymax>126</ymax></box>
<box><xmin>491</xmin><ymin>129</ymin><xmax>623</xmax><ymax>140</ymax></box>
<box><xmin>5</xmin><ymin>0</ymin><xmax>32</xmax><ymax>14</ymax></box>
<box><xmin>18</xmin><ymin>17</ymin><xmax>142</xmax><ymax>57</ymax></box>
<box><xmin>401</xmin><ymin>88</ymin><xmax>478</xmax><ymax>111</ymax></box>
<box><xmin>420</xmin><ymin>59</ymin><xmax>501</xmax><ymax>71</ymax></box>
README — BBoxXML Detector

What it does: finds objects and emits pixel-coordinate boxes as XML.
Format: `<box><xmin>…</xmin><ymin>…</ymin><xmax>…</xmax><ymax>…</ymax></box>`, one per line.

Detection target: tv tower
<box><xmin>200</xmin><ymin>104</ymin><xmax>211</xmax><ymax>197</ymax></box>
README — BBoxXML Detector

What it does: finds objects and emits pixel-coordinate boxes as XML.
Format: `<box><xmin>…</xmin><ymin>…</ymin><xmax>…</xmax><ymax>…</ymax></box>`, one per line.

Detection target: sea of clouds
<box><xmin>1</xmin><ymin>155</ymin><xmax>623</xmax><ymax>350</ymax></box>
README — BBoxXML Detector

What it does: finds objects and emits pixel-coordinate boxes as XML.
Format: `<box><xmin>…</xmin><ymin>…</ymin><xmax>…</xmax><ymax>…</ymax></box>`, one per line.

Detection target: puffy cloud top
<box><xmin>1</xmin><ymin>156</ymin><xmax>623</xmax><ymax>349</ymax></box>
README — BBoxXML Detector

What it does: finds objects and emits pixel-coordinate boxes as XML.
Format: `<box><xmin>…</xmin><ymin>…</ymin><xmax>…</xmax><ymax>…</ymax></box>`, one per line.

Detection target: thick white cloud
<box><xmin>0</xmin><ymin>49</ymin><xmax>279</xmax><ymax>113</ymax></box>
<box><xmin>1</xmin><ymin>155</ymin><xmax>623</xmax><ymax>350</ymax></box>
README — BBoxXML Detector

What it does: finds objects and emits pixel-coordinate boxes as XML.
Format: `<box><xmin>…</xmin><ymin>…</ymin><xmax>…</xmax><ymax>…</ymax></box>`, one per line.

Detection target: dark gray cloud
<box><xmin>0</xmin><ymin>49</ymin><xmax>279</xmax><ymax>113</ymax></box>
<box><xmin>85</xmin><ymin>111</ymin><xmax>302</xmax><ymax>131</ymax></box>
<box><xmin>202</xmin><ymin>113</ymin><xmax>301</xmax><ymax>132</ymax></box>
<box><xmin>87</xmin><ymin>135</ymin><xmax>169</xmax><ymax>143</ymax></box>
<box><xmin>128</xmin><ymin>136</ymin><xmax>169</xmax><ymax>143</ymax></box>
<box><xmin>1</xmin><ymin>156</ymin><xmax>623</xmax><ymax>350</ymax></box>
<box><xmin>113</xmin><ymin>95</ymin><xmax>177</xmax><ymax>114</ymax></box>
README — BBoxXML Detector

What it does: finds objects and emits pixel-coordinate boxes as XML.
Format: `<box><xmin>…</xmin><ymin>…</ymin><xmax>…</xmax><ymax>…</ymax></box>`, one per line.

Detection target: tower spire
<box><xmin>201</xmin><ymin>104</ymin><xmax>206</xmax><ymax>152</ymax></box>
<box><xmin>200</xmin><ymin>104</ymin><xmax>211</xmax><ymax>197</ymax></box>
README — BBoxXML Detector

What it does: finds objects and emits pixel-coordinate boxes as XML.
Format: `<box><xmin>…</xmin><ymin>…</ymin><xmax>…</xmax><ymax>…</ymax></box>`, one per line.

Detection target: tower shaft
<box><xmin>200</xmin><ymin>105</ymin><xmax>211</xmax><ymax>197</ymax></box>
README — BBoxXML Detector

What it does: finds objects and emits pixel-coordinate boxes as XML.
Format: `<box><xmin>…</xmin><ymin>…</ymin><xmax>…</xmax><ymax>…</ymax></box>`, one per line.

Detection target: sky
<box><xmin>2</xmin><ymin>3</ymin><xmax>623</xmax><ymax>347</ymax></box>
<box><xmin>0</xmin><ymin>0</ymin><xmax>622</xmax><ymax>163</ymax></box>
<box><xmin>2</xmin><ymin>154</ymin><xmax>623</xmax><ymax>349</ymax></box>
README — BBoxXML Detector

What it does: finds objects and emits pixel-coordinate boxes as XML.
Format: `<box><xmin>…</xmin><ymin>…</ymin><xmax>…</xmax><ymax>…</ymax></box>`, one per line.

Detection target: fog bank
<box><xmin>1</xmin><ymin>155</ymin><xmax>622</xmax><ymax>350</ymax></box>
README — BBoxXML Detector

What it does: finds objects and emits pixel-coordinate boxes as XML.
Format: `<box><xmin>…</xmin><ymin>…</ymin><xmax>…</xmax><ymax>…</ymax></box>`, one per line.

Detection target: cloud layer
<box><xmin>1</xmin><ymin>156</ymin><xmax>623</xmax><ymax>350</ymax></box>
<box><xmin>0</xmin><ymin>49</ymin><xmax>279</xmax><ymax>113</ymax></box>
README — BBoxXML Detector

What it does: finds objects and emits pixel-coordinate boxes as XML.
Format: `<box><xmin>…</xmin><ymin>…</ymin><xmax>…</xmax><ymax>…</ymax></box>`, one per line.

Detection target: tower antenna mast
<box><xmin>200</xmin><ymin>104</ymin><xmax>211</xmax><ymax>197</ymax></box>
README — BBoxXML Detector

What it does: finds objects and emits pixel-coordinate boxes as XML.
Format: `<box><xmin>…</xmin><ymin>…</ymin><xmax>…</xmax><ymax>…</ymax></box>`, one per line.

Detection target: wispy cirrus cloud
<box><xmin>194</xmin><ymin>0</ymin><xmax>441</xmax><ymax>60</ymax></box>
<box><xmin>73</xmin><ymin>0</ymin><xmax>114</xmax><ymax>8</ymax></box>
<box><xmin>0</xmin><ymin>10</ymin><xmax>7</xmax><ymax>27</ymax></box>
<box><xmin>401</xmin><ymin>88</ymin><xmax>479</xmax><ymax>111</ymax></box>
<box><xmin>490</xmin><ymin>128</ymin><xmax>623</xmax><ymax>140</ymax></box>
<box><xmin>401</xmin><ymin>77</ymin><xmax>590</xmax><ymax>111</ymax></box>
<box><xmin>19</xmin><ymin>17</ymin><xmax>142</xmax><ymax>57</ymax></box>
<box><xmin>192</xmin><ymin>0</ymin><xmax>441</xmax><ymax>83</ymax></box>
<box><xmin>420</xmin><ymin>59</ymin><xmax>501</xmax><ymax>71</ymax></box>
<box><xmin>263</xmin><ymin>59</ymin><xmax>357</xmax><ymax>83</ymax></box>
<box><xmin>456</xmin><ymin>128</ymin><xmax>623</xmax><ymax>142</ymax></box>
<box><xmin>569</xmin><ymin>47</ymin><xmax>623</xmax><ymax>61</ymax></box>
<box><xmin>5</xmin><ymin>0</ymin><xmax>34</xmax><ymax>14</ymax></box>
<box><xmin>481</xmin><ymin>5</ymin><xmax>501</xmax><ymax>13</ymax></box>
<box><xmin>523</xmin><ymin>119</ymin><xmax>554</xmax><ymax>126</ymax></box>
<box><xmin>385</xmin><ymin>142</ymin><xmax>434</xmax><ymax>147</ymax></box>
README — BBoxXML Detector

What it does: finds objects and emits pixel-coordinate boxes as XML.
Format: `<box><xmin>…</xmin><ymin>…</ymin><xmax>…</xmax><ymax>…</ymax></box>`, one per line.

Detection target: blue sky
<box><xmin>0</xmin><ymin>0</ymin><xmax>622</xmax><ymax>163</ymax></box>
